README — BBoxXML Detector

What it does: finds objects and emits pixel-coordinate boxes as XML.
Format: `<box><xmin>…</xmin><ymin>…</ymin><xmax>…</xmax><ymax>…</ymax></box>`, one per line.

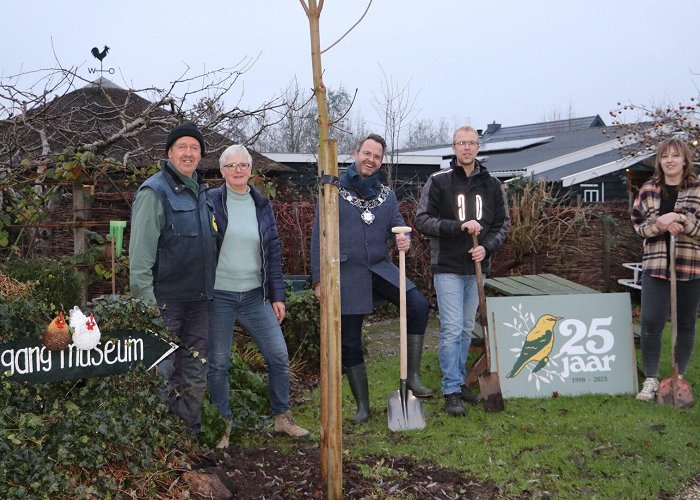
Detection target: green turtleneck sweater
<box><xmin>214</xmin><ymin>186</ymin><xmax>262</xmax><ymax>292</ymax></box>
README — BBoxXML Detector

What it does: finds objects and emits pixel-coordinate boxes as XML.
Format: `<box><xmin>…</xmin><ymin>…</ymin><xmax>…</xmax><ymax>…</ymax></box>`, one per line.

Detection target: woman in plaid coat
<box><xmin>631</xmin><ymin>138</ymin><xmax>700</xmax><ymax>401</ymax></box>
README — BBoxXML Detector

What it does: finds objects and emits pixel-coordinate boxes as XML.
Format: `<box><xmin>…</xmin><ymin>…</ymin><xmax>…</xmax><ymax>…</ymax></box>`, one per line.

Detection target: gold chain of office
<box><xmin>338</xmin><ymin>185</ymin><xmax>391</xmax><ymax>225</ymax></box>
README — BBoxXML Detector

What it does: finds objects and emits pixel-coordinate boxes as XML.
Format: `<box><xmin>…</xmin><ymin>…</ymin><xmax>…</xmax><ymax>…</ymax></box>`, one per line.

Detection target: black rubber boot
<box><xmin>345</xmin><ymin>363</ymin><xmax>370</xmax><ymax>424</ymax></box>
<box><xmin>406</xmin><ymin>334</ymin><xmax>434</xmax><ymax>398</ymax></box>
<box><xmin>444</xmin><ymin>392</ymin><xmax>466</xmax><ymax>416</ymax></box>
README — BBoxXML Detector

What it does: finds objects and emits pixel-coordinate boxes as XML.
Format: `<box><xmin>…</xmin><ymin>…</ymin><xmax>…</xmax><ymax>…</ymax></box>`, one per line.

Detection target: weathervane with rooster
<box><xmin>89</xmin><ymin>45</ymin><xmax>113</xmax><ymax>75</ymax></box>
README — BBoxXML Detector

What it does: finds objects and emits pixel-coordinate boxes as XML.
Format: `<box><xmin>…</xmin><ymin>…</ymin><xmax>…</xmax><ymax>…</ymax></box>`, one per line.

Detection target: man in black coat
<box><xmin>416</xmin><ymin>125</ymin><xmax>510</xmax><ymax>416</ymax></box>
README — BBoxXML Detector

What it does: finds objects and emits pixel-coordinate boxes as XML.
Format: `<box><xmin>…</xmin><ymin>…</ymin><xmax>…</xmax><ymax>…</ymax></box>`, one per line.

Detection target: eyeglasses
<box><xmin>453</xmin><ymin>140</ymin><xmax>480</xmax><ymax>148</ymax></box>
<box><xmin>222</xmin><ymin>162</ymin><xmax>251</xmax><ymax>171</ymax></box>
<box><xmin>359</xmin><ymin>150</ymin><xmax>383</xmax><ymax>162</ymax></box>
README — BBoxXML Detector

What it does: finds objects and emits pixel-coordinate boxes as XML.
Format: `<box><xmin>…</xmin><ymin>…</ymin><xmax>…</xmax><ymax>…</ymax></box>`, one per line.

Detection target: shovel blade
<box><xmin>657</xmin><ymin>376</ymin><xmax>694</xmax><ymax>408</ymax></box>
<box><xmin>478</xmin><ymin>373</ymin><xmax>505</xmax><ymax>412</ymax></box>
<box><xmin>388</xmin><ymin>385</ymin><xmax>425</xmax><ymax>432</ymax></box>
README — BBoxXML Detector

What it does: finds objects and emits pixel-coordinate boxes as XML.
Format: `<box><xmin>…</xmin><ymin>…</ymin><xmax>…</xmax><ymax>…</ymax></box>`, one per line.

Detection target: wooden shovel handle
<box><xmin>670</xmin><ymin>235</ymin><xmax>678</xmax><ymax>377</ymax></box>
<box><xmin>392</xmin><ymin>226</ymin><xmax>411</xmax><ymax>380</ymax></box>
<box><xmin>472</xmin><ymin>233</ymin><xmax>491</xmax><ymax>373</ymax></box>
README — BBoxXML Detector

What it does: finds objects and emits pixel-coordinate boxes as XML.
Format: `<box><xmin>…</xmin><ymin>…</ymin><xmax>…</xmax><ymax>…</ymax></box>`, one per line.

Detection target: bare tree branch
<box><xmin>371</xmin><ymin>66</ymin><xmax>418</xmax><ymax>187</ymax></box>
<box><xmin>321</xmin><ymin>0</ymin><xmax>372</xmax><ymax>54</ymax></box>
<box><xmin>0</xmin><ymin>61</ymin><xmax>284</xmax><ymax>168</ymax></box>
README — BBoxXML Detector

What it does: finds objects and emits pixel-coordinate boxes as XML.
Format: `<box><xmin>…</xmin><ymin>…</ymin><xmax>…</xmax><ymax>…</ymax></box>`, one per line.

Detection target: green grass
<box><xmin>295</xmin><ymin>320</ymin><xmax>700</xmax><ymax>499</ymax></box>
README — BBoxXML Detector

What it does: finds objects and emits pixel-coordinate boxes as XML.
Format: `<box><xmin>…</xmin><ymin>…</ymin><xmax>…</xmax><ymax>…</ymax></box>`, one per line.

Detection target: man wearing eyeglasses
<box><xmin>311</xmin><ymin>134</ymin><xmax>433</xmax><ymax>425</ymax></box>
<box><xmin>415</xmin><ymin>125</ymin><xmax>510</xmax><ymax>417</ymax></box>
<box><xmin>129</xmin><ymin>122</ymin><xmax>218</xmax><ymax>438</ymax></box>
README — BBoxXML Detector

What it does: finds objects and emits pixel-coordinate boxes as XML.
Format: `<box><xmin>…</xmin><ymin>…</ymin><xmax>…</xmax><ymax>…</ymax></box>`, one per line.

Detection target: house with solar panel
<box><xmin>265</xmin><ymin>115</ymin><xmax>657</xmax><ymax>203</ymax></box>
<box><xmin>396</xmin><ymin>115</ymin><xmax>656</xmax><ymax>203</ymax></box>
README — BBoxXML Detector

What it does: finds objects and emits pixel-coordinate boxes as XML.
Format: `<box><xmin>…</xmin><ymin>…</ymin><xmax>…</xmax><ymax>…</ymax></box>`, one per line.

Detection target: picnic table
<box><xmin>484</xmin><ymin>273</ymin><xmax>600</xmax><ymax>296</ymax></box>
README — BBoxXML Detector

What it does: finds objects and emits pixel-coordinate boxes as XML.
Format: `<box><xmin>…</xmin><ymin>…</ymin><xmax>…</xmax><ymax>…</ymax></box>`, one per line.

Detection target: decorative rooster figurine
<box><xmin>42</xmin><ymin>311</ymin><xmax>72</xmax><ymax>351</ymax></box>
<box><xmin>69</xmin><ymin>306</ymin><xmax>101</xmax><ymax>350</ymax></box>
<box><xmin>90</xmin><ymin>45</ymin><xmax>110</xmax><ymax>62</ymax></box>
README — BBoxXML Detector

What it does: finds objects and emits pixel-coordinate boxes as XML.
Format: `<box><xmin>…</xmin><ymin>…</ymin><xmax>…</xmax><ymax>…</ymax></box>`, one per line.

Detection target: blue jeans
<box><xmin>434</xmin><ymin>273</ymin><xmax>479</xmax><ymax>396</ymax></box>
<box><xmin>157</xmin><ymin>300</ymin><xmax>209</xmax><ymax>436</ymax></box>
<box><xmin>208</xmin><ymin>287</ymin><xmax>290</xmax><ymax>418</ymax></box>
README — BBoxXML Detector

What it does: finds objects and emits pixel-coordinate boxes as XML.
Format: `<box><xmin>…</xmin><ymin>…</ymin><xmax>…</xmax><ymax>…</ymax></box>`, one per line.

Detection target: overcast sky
<box><xmin>3</xmin><ymin>0</ymin><xmax>699</xmax><ymax>134</ymax></box>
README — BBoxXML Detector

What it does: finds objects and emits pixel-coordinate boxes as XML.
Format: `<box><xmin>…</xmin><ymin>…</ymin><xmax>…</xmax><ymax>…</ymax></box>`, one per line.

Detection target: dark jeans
<box><xmin>341</xmin><ymin>273</ymin><xmax>429</xmax><ymax>368</ymax></box>
<box><xmin>208</xmin><ymin>288</ymin><xmax>291</xmax><ymax>418</ymax></box>
<box><xmin>640</xmin><ymin>273</ymin><xmax>700</xmax><ymax>377</ymax></box>
<box><xmin>157</xmin><ymin>299</ymin><xmax>209</xmax><ymax>436</ymax></box>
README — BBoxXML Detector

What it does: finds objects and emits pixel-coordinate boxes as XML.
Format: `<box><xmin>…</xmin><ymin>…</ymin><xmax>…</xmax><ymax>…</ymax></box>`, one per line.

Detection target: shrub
<box><xmin>201</xmin><ymin>353</ymin><xmax>270</xmax><ymax>447</ymax></box>
<box><xmin>0</xmin><ymin>292</ymin><xmax>270</xmax><ymax>495</ymax></box>
<box><xmin>0</xmin><ymin>296</ymin><xmax>47</xmax><ymax>342</ymax></box>
<box><xmin>88</xmin><ymin>294</ymin><xmax>166</xmax><ymax>338</ymax></box>
<box><xmin>0</xmin><ymin>369</ymin><xmax>188</xmax><ymax>498</ymax></box>
<box><xmin>282</xmin><ymin>289</ymin><xmax>320</xmax><ymax>372</ymax></box>
<box><xmin>2</xmin><ymin>258</ymin><xmax>83</xmax><ymax>310</ymax></box>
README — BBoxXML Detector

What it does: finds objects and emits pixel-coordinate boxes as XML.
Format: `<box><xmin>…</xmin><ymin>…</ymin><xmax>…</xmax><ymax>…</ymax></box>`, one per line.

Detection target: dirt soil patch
<box><xmin>188</xmin><ymin>438</ymin><xmax>507</xmax><ymax>499</ymax></box>
<box><xmin>178</xmin><ymin>439</ymin><xmax>699</xmax><ymax>499</ymax></box>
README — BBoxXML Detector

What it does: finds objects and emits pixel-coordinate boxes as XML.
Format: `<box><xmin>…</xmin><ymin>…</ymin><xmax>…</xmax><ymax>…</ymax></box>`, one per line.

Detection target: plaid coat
<box><xmin>631</xmin><ymin>177</ymin><xmax>700</xmax><ymax>281</ymax></box>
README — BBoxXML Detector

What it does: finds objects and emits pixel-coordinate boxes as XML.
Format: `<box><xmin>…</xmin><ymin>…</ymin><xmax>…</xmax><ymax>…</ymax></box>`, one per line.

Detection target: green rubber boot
<box><xmin>406</xmin><ymin>334</ymin><xmax>434</xmax><ymax>398</ymax></box>
<box><xmin>345</xmin><ymin>363</ymin><xmax>371</xmax><ymax>424</ymax></box>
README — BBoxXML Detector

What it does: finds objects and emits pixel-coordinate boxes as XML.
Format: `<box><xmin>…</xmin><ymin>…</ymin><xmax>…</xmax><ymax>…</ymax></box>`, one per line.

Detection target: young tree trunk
<box><xmin>301</xmin><ymin>2</ymin><xmax>343</xmax><ymax>498</ymax></box>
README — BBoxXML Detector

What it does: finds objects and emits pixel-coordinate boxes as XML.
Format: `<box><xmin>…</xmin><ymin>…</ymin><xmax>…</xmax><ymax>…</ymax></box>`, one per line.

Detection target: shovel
<box><xmin>388</xmin><ymin>226</ymin><xmax>426</xmax><ymax>432</ymax></box>
<box><xmin>657</xmin><ymin>235</ymin><xmax>694</xmax><ymax>408</ymax></box>
<box><xmin>472</xmin><ymin>233</ymin><xmax>505</xmax><ymax>412</ymax></box>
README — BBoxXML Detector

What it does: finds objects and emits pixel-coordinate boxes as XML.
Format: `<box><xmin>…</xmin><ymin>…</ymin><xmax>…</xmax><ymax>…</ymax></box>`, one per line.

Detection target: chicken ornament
<box><xmin>69</xmin><ymin>306</ymin><xmax>101</xmax><ymax>350</ymax></box>
<box><xmin>42</xmin><ymin>311</ymin><xmax>72</xmax><ymax>351</ymax></box>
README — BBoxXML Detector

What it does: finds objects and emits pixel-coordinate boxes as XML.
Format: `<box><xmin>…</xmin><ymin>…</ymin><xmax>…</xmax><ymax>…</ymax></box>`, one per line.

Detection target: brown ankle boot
<box><xmin>274</xmin><ymin>411</ymin><xmax>309</xmax><ymax>437</ymax></box>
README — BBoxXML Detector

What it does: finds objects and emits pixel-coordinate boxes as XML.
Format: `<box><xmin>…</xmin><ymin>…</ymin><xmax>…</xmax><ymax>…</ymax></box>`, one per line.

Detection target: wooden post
<box><xmin>318</xmin><ymin>140</ymin><xmax>329</xmax><ymax>481</ymax></box>
<box><xmin>315</xmin><ymin>123</ymin><xmax>342</xmax><ymax>500</ymax></box>
<box><xmin>324</xmin><ymin>140</ymin><xmax>342</xmax><ymax>494</ymax></box>
<box><xmin>602</xmin><ymin>217</ymin><xmax>611</xmax><ymax>292</ymax></box>
<box><xmin>111</xmin><ymin>237</ymin><xmax>116</xmax><ymax>294</ymax></box>
<box><xmin>73</xmin><ymin>183</ymin><xmax>91</xmax><ymax>306</ymax></box>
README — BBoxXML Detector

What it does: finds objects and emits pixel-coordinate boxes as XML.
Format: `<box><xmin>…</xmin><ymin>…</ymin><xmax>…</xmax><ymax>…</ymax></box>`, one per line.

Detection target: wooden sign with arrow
<box><xmin>1</xmin><ymin>331</ymin><xmax>177</xmax><ymax>384</ymax></box>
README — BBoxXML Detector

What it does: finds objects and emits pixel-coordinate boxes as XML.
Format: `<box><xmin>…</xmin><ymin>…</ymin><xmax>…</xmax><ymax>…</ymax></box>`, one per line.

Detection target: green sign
<box><xmin>487</xmin><ymin>293</ymin><xmax>637</xmax><ymax>398</ymax></box>
<box><xmin>1</xmin><ymin>331</ymin><xmax>177</xmax><ymax>384</ymax></box>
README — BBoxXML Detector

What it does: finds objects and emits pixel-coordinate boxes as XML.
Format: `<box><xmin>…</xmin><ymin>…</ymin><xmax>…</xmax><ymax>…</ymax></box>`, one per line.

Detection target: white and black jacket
<box><xmin>415</xmin><ymin>158</ymin><xmax>510</xmax><ymax>276</ymax></box>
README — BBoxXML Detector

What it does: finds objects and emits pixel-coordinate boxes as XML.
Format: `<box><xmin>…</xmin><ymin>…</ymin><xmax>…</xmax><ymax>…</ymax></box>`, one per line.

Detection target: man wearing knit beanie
<box><xmin>165</xmin><ymin>122</ymin><xmax>206</xmax><ymax>157</ymax></box>
<box><xmin>129</xmin><ymin>121</ymin><xmax>217</xmax><ymax>438</ymax></box>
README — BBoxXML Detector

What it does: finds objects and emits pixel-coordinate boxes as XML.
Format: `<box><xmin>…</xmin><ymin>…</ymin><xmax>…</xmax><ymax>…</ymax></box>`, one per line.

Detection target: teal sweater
<box><xmin>214</xmin><ymin>187</ymin><xmax>262</xmax><ymax>292</ymax></box>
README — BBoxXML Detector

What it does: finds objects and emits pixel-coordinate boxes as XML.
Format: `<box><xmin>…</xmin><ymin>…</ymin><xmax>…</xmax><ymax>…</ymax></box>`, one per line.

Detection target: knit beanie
<box><xmin>165</xmin><ymin>122</ymin><xmax>206</xmax><ymax>156</ymax></box>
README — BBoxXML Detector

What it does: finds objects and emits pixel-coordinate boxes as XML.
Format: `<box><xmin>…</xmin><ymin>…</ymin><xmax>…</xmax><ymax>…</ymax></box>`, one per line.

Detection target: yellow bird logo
<box><xmin>506</xmin><ymin>314</ymin><xmax>563</xmax><ymax>378</ymax></box>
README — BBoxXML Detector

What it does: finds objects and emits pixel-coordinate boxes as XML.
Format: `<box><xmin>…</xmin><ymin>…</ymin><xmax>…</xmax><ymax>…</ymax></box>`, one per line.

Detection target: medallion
<box><xmin>338</xmin><ymin>185</ymin><xmax>390</xmax><ymax>225</ymax></box>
